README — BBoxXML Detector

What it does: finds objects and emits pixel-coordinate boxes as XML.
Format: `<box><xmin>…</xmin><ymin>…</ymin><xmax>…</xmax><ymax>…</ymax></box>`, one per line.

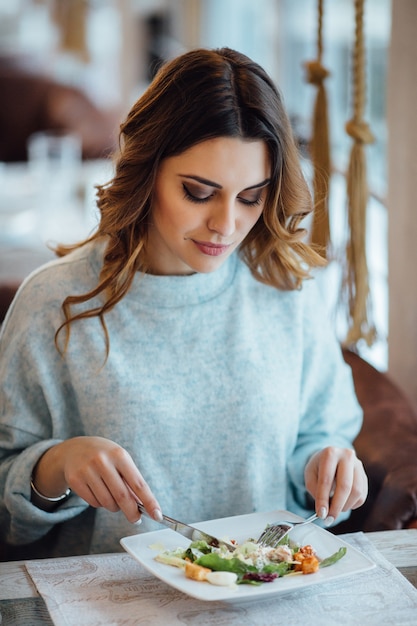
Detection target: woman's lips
<box><xmin>192</xmin><ymin>240</ymin><xmax>232</xmax><ymax>256</ymax></box>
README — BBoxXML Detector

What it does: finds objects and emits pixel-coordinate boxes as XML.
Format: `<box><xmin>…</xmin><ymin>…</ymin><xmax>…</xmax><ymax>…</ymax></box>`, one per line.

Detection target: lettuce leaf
<box><xmin>196</xmin><ymin>553</ymin><xmax>256</xmax><ymax>576</ymax></box>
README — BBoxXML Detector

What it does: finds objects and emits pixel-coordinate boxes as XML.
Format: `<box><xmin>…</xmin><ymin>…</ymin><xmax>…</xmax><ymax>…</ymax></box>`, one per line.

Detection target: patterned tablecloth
<box><xmin>20</xmin><ymin>533</ymin><xmax>417</xmax><ymax>626</ymax></box>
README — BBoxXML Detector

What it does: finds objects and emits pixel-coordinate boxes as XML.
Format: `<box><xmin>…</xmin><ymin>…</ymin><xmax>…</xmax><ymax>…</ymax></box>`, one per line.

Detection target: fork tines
<box><xmin>257</xmin><ymin>523</ymin><xmax>292</xmax><ymax>548</ymax></box>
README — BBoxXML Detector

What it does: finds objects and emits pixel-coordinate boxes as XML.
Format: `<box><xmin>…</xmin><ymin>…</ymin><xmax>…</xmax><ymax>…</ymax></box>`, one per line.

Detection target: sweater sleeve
<box><xmin>285</xmin><ymin>278</ymin><xmax>363</xmax><ymax>519</ymax></box>
<box><xmin>0</xmin><ymin>273</ymin><xmax>88</xmax><ymax>546</ymax></box>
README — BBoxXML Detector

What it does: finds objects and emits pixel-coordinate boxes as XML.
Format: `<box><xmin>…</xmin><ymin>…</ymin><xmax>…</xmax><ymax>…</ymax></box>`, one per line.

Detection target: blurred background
<box><xmin>1</xmin><ymin>0</ymin><xmax>414</xmax><ymax>401</ymax></box>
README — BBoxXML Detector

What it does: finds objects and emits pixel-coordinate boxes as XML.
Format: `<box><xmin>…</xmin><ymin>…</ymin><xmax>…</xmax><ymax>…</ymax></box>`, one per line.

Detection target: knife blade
<box><xmin>137</xmin><ymin>502</ymin><xmax>236</xmax><ymax>552</ymax></box>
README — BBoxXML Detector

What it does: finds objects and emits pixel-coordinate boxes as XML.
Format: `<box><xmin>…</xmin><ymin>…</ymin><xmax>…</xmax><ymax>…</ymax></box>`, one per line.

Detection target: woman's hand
<box><xmin>31</xmin><ymin>436</ymin><xmax>162</xmax><ymax>524</ymax></box>
<box><xmin>304</xmin><ymin>446</ymin><xmax>368</xmax><ymax>524</ymax></box>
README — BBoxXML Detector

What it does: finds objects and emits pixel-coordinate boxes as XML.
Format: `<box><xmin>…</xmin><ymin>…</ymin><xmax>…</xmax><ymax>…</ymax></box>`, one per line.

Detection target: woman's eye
<box><xmin>183</xmin><ymin>184</ymin><xmax>212</xmax><ymax>204</ymax></box>
<box><xmin>238</xmin><ymin>195</ymin><xmax>263</xmax><ymax>207</ymax></box>
<box><xmin>182</xmin><ymin>183</ymin><xmax>263</xmax><ymax>207</ymax></box>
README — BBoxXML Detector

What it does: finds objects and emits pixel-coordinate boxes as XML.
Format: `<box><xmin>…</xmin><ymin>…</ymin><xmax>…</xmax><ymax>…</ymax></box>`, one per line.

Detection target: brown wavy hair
<box><xmin>55</xmin><ymin>47</ymin><xmax>325</xmax><ymax>353</ymax></box>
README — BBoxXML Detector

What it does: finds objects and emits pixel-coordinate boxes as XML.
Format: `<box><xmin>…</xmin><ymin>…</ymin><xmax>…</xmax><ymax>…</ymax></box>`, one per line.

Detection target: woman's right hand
<box><xmin>31</xmin><ymin>436</ymin><xmax>162</xmax><ymax>524</ymax></box>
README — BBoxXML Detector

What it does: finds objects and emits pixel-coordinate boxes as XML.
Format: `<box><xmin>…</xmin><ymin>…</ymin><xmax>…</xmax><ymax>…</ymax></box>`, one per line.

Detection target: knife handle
<box><xmin>136</xmin><ymin>501</ymin><xmax>171</xmax><ymax>526</ymax></box>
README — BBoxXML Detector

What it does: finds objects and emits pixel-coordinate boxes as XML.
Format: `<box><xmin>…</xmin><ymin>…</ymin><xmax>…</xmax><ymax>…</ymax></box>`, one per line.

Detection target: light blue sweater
<box><xmin>0</xmin><ymin>243</ymin><xmax>362</xmax><ymax>555</ymax></box>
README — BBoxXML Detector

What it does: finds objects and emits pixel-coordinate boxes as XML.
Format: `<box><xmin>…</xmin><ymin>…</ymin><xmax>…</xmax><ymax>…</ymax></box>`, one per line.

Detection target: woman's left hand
<box><xmin>304</xmin><ymin>446</ymin><xmax>368</xmax><ymax>524</ymax></box>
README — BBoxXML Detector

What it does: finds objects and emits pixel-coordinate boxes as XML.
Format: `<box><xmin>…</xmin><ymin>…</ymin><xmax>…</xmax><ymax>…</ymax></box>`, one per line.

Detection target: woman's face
<box><xmin>146</xmin><ymin>136</ymin><xmax>270</xmax><ymax>275</ymax></box>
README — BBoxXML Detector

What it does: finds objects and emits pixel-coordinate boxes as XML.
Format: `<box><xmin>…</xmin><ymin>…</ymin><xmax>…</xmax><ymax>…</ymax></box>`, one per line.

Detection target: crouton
<box><xmin>300</xmin><ymin>555</ymin><xmax>320</xmax><ymax>575</ymax></box>
<box><xmin>184</xmin><ymin>561</ymin><xmax>211</xmax><ymax>581</ymax></box>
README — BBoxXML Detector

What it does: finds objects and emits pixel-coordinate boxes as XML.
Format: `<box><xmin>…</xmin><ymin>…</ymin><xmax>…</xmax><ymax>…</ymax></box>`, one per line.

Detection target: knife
<box><xmin>137</xmin><ymin>502</ymin><xmax>236</xmax><ymax>552</ymax></box>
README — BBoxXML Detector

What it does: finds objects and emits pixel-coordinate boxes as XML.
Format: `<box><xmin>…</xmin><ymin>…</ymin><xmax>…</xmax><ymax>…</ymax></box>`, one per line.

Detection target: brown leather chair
<box><xmin>0</xmin><ymin>284</ymin><xmax>20</xmax><ymax>324</ymax></box>
<box><xmin>332</xmin><ymin>349</ymin><xmax>417</xmax><ymax>533</ymax></box>
<box><xmin>0</xmin><ymin>55</ymin><xmax>118</xmax><ymax>162</ymax></box>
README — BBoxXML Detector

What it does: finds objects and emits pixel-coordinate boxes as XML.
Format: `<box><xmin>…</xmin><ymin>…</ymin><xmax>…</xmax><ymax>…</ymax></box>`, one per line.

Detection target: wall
<box><xmin>387</xmin><ymin>0</ymin><xmax>417</xmax><ymax>408</ymax></box>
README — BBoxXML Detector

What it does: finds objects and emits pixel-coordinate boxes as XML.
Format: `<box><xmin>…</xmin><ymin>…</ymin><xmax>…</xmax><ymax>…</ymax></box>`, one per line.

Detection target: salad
<box><xmin>155</xmin><ymin>536</ymin><xmax>347</xmax><ymax>588</ymax></box>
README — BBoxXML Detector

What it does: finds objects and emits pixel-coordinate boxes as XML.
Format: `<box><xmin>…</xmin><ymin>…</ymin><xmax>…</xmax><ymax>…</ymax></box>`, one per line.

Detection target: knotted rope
<box><xmin>52</xmin><ymin>0</ymin><xmax>89</xmax><ymax>62</ymax></box>
<box><xmin>343</xmin><ymin>0</ymin><xmax>376</xmax><ymax>347</ymax></box>
<box><xmin>305</xmin><ymin>0</ymin><xmax>331</xmax><ymax>259</ymax></box>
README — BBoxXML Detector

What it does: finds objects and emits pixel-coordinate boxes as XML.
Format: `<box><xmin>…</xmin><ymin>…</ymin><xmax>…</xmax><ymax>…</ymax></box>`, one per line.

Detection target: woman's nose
<box><xmin>207</xmin><ymin>201</ymin><xmax>235</xmax><ymax>237</ymax></box>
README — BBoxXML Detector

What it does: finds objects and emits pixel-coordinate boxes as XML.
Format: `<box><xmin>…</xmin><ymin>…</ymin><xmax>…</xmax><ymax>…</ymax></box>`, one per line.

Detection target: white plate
<box><xmin>120</xmin><ymin>509</ymin><xmax>375</xmax><ymax>602</ymax></box>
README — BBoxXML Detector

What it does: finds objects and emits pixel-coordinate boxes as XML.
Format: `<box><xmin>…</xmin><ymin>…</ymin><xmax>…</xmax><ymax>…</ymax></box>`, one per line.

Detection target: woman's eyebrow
<box><xmin>179</xmin><ymin>175</ymin><xmax>271</xmax><ymax>191</ymax></box>
<box><xmin>244</xmin><ymin>178</ymin><xmax>271</xmax><ymax>191</ymax></box>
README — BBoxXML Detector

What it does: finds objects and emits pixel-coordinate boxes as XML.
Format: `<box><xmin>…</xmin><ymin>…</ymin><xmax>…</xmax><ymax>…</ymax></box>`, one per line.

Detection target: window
<box><xmin>199</xmin><ymin>0</ymin><xmax>391</xmax><ymax>369</ymax></box>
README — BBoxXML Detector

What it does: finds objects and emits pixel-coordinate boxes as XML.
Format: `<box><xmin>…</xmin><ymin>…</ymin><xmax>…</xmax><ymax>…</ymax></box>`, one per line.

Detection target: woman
<box><xmin>0</xmin><ymin>48</ymin><xmax>367</xmax><ymax>557</ymax></box>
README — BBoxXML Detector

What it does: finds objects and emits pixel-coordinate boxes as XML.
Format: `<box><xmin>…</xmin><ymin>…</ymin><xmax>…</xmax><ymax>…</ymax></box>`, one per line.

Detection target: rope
<box><xmin>305</xmin><ymin>0</ymin><xmax>331</xmax><ymax>259</ymax></box>
<box><xmin>52</xmin><ymin>0</ymin><xmax>89</xmax><ymax>63</ymax></box>
<box><xmin>343</xmin><ymin>0</ymin><xmax>376</xmax><ymax>347</ymax></box>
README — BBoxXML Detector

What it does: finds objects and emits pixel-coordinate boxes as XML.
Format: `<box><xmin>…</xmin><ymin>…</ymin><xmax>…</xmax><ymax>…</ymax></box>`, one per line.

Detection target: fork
<box><xmin>256</xmin><ymin>513</ymin><xmax>318</xmax><ymax>548</ymax></box>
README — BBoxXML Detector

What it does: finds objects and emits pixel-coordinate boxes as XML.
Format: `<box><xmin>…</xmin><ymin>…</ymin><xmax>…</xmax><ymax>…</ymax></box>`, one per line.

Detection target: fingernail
<box><xmin>134</xmin><ymin>517</ymin><xmax>142</xmax><ymax>526</ymax></box>
<box><xmin>153</xmin><ymin>508</ymin><xmax>163</xmax><ymax>522</ymax></box>
<box><xmin>324</xmin><ymin>515</ymin><xmax>335</xmax><ymax>527</ymax></box>
<box><xmin>318</xmin><ymin>507</ymin><xmax>327</xmax><ymax>519</ymax></box>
